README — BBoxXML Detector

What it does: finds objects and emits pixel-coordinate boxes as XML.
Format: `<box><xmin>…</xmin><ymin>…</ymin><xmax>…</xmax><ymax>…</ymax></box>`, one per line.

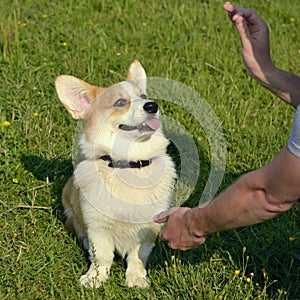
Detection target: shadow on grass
<box><xmin>20</xmin><ymin>154</ymin><xmax>73</xmax><ymax>220</ymax></box>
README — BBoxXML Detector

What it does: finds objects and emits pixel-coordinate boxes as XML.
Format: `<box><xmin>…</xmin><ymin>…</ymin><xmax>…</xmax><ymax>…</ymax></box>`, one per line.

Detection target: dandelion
<box><xmin>12</xmin><ymin>178</ymin><xmax>19</xmax><ymax>184</ymax></box>
<box><xmin>246</xmin><ymin>277</ymin><xmax>251</xmax><ymax>283</ymax></box>
<box><xmin>234</xmin><ymin>270</ymin><xmax>240</xmax><ymax>276</ymax></box>
<box><xmin>289</xmin><ymin>236</ymin><xmax>296</xmax><ymax>242</ymax></box>
<box><xmin>2</xmin><ymin>120</ymin><xmax>11</xmax><ymax>126</ymax></box>
<box><xmin>17</xmin><ymin>21</ymin><xmax>27</xmax><ymax>27</ymax></box>
<box><xmin>33</xmin><ymin>112</ymin><xmax>39</xmax><ymax>117</ymax></box>
<box><xmin>62</xmin><ymin>42</ymin><xmax>68</xmax><ymax>47</ymax></box>
<box><xmin>290</xmin><ymin>18</ymin><xmax>296</xmax><ymax>23</ymax></box>
<box><xmin>42</xmin><ymin>13</ymin><xmax>48</xmax><ymax>18</ymax></box>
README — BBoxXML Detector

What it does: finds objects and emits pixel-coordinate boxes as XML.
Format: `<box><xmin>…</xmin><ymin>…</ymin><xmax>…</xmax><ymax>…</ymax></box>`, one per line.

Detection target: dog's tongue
<box><xmin>145</xmin><ymin>118</ymin><xmax>160</xmax><ymax>130</ymax></box>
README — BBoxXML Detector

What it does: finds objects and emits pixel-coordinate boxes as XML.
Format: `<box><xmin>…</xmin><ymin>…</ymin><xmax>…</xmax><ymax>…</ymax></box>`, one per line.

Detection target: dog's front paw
<box><xmin>126</xmin><ymin>275</ymin><xmax>151</xmax><ymax>289</ymax></box>
<box><xmin>80</xmin><ymin>268</ymin><xmax>108</xmax><ymax>288</ymax></box>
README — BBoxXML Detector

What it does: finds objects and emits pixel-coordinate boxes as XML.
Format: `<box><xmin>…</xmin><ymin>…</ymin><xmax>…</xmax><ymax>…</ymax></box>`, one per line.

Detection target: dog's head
<box><xmin>55</xmin><ymin>61</ymin><xmax>168</xmax><ymax>160</ymax></box>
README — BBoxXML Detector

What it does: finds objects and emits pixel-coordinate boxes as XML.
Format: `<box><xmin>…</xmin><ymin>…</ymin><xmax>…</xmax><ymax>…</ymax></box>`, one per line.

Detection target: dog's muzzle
<box><xmin>119</xmin><ymin>101</ymin><xmax>160</xmax><ymax>132</ymax></box>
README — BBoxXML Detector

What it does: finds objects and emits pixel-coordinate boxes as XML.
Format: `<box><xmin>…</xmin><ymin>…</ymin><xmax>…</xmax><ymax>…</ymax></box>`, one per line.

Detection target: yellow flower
<box><xmin>62</xmin><ymin>42</ymin><xmax>67</xmax><ymax>47</ymax></box>
<box><xmin>234</xmin><ymin>270</ymin><xmax>240</xmax><ymax>276</ymax></box>
<box><xmin>42</xmin><ymin>13</ymin><xmax>48</xmax><ymax>18</ymax></box>
<box><xmin>12</xmin><ymin>178</ymin><xmax>19</xmax><ymax>184</ymax></box>
<box><xmin>2</xmin><ymin>120</ymin><xmax>11</xmax><ymax>126</ymax></box>
<box><xmin>290</xmin><ymin>18</ymin><xmax>296</xmax><ymax>23</ymax></box>
<box><xmin>33</xmin><ymin>112</ymin><xmax>39</xmax><ymax>117</ymax></box>
<box><xmin>246</xmin><ymin>277</ymin><xmax>251</xmax><ymax>283</ymax></box>
<box><xmin>289</xmin><ymin>236</ymin><xmax>296</xmax><ymax>242</ymax></box>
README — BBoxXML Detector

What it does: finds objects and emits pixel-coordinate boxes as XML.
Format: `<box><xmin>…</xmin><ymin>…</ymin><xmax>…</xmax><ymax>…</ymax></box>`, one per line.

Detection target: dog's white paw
<box><xmin>126</xmin><ymin>276</ymin><xmax>151</xmax><ymax>289</ymax></box>
<box><xmin>79</xmin><ymin>268</ymin><xmax>108</xmax><ymax>288</ymax></box>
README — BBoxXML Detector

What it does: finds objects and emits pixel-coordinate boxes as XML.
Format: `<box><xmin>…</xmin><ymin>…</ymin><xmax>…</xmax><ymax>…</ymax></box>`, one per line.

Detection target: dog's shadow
<box><xmin>20</xmin><ymin>154</ymin><xmax>73</xmax><ymax>218</ymax></box>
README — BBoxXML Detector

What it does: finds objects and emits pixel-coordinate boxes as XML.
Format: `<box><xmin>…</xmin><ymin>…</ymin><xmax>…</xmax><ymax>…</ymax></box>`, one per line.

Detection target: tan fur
<box><xmin>55</xmin><ymin>61</ymin><xmax>176</xmax><ymax>288</ymax></box>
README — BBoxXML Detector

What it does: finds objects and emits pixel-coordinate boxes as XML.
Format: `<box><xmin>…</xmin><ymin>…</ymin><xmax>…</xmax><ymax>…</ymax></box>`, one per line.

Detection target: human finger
<box><xmin>153</xmin><ymin>207</ymin><xmax>180</xmax><ymax>223</ymax></box>
<box><xmin>223</xmin><ymin>2</ymin><xmax>263</xmax><ymax>27</ymax></box>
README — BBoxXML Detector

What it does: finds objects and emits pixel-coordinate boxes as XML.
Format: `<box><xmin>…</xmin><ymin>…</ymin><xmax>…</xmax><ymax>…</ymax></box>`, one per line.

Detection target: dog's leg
<box><xmin>80</xmin><ymin>231</ymin><xmax>114</xmax><ymax>288</ymax></box>
<box><xmin>125</xmin><ymin>242</ymin><xmax>154</xmax><ymax>288</ymax></box>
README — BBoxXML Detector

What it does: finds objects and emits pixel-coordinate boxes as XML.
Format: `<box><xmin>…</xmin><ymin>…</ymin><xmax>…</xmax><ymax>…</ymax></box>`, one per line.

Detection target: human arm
<box><xmin>154</xmin><ymin>145</ymin><xmax>300</xmax><ymax>250</ymax></box>
<box><xmin>223</xmin><ymin>2</ymin><xmax>300</xmax><ymax>107</ymax></box>
<box><xmin>153</xmin><ymin>2</ymin><xmax>300</xmax><ymax>251</ymax></box>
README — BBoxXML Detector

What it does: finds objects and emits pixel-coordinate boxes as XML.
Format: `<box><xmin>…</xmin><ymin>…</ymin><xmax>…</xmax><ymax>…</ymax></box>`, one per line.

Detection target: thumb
<box><xmin>153</xmin><ymin>207</ymin><xmax>179</xmax><ymax>223</ymax></box>
<box><xmin>231</xmin><ymin>13</ymin><xmax>250</xmax><ymax>39</ymax></box>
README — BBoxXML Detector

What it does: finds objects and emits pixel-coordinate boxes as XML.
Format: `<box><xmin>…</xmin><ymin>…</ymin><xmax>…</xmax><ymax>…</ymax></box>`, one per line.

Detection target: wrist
<box><xmin>247</xmin><ymin>59</ymin><xmax>277</xmax><ymax>87</ymax></box>
<box><xmin>184</xmin><ymin>208</ymin><xmax>206</xmax><ymax>239</ymax></box>
<box><xmin>260</xmin><ymin>62</ymin><xmax>278</xmax><ymax>84</ymax></box>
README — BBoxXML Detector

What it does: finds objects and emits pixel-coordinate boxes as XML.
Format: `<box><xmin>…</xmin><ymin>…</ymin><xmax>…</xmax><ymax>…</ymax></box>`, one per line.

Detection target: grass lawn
<box><xmin>1</xmin><ymin>0</ymin><xmax>300</xmax><ymax>299</ymax></box>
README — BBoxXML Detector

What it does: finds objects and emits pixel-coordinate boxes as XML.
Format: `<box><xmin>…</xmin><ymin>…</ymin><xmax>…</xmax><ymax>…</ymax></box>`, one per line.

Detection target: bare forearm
<box><xmin>187</xmin><ymin>180</ymin><xmax>266</xmax><ymax>236</ymax></box>
<box><xmin>259</xmin><ymin>66</ymin><xmax>300</xmax><ymax>108</ymax></box>
<box><xmin>187</xmin><ymin>170</ymin><xmax>295</xmax><ymax>237</ymax></box>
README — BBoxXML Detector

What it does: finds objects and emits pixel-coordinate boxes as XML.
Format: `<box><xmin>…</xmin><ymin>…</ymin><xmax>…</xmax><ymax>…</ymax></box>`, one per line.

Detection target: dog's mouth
<box><xmin>119</xmin><ymin>118</ymin><xmax>160</xmax><ymax>132</ymax></box>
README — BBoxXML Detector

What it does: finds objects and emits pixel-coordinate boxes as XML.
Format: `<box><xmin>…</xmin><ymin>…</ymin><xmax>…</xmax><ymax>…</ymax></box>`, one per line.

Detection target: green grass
<box><xmin>1</xmin><ymin>0</ymin><xmax>300</xmax><ymax>299</ymax></box>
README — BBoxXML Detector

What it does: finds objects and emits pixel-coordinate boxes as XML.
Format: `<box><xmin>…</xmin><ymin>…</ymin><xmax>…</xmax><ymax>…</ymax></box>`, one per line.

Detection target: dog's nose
<box><xmin>143</xmin><ymin>101</ymin><xmax>158</xmax><ymax>114</ymax></box>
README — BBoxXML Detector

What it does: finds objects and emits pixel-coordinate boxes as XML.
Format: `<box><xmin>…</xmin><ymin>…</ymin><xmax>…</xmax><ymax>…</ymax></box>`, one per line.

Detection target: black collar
<box><xmin>99</xmin><ymin>155</ymin><xmax>152</xmax><ymax>169</ymax></box>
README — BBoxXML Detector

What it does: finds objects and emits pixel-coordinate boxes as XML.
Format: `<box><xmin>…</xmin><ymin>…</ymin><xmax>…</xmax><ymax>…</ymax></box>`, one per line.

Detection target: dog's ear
<box><xmin>126</xmin><ymin>60</ymin><xmax>147</xmax><ymax>95</ymax></box>
<box><xmin>55</xmin><ymin>75</ymin><xmax>99</xmax><ymax>119</ymax></box>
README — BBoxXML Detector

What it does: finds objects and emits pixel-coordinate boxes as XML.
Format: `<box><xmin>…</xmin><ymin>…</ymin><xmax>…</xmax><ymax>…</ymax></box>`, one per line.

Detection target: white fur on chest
<box><xmin>74</xmin><ymin>155</ymin><xmax>175</xmax><ymax>223</ymax></box>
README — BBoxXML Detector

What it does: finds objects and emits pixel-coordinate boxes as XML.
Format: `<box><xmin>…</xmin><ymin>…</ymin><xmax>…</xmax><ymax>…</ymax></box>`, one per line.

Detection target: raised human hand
<box><xmin>223</xmin><ymin>2</ymin><xmax>274</xmax><ymax>83</ymax></box>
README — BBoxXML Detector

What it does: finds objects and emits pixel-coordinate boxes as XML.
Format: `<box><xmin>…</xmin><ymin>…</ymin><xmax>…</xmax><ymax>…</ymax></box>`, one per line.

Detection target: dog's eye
<box><xmin>141</xmin><ymin>94</ymin><xmax>147</xmax><ymax>99</ymax></box>
<box><xmin>114</xmin><ymin>98</ymin><xmax>127</xmax><ymax>107</ymax></box>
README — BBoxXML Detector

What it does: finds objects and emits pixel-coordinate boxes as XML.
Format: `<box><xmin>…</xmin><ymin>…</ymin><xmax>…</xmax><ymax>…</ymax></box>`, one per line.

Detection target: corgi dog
<box><xmin>55</xmin><ymin>61</ymin><xmax>176</xmax><ymax>288</ymax></box>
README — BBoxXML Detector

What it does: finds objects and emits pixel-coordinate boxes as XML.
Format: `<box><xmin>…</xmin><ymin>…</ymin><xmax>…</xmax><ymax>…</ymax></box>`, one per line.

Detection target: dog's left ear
<box><xmin>126</xmin><ymin>60</ymin><xmax>147</xmax><ymax>95</ymax></box>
